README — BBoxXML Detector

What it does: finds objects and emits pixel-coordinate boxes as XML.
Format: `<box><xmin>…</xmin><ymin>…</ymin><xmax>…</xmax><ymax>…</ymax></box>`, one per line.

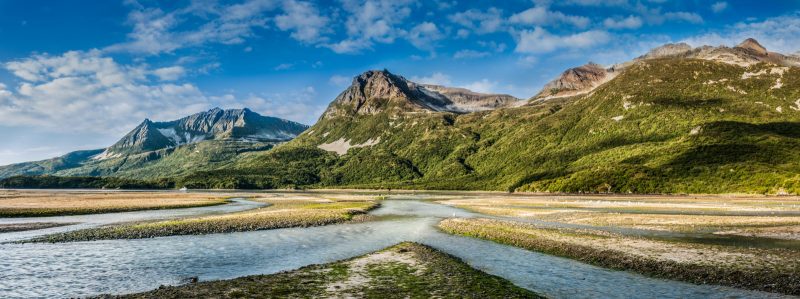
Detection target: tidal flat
<box><xmin>98</xmin><ymin>242</ymin><xmax>540</xmax><ymax>299</ymax></box>
<box><xmin>436</xmin><ymin>195</ymin><xmax>800</xmax><ymax>295</ymax></box>
<box><xmin>2</xmin><ymin>191</ymin><xmax>798</xmax><ymax>298</ymax></box>
<box><xmin>437</xmin><ymin>195</ymin><xmax>800</xmax><ymax>239</ymax></box>
<box><xmin>0</xmin><ymin>190</ymin><xmax>230</xmax><ymax>217</ymax></box>
<box><xmin>25</xmin><ymin>192</ymin><xmax>380</xmax><ymax>242</ymax></box>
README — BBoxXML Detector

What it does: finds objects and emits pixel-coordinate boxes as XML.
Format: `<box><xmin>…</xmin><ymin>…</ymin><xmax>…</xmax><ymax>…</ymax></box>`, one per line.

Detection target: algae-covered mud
<box><xmin>101</xmin><ymin>242</ymin><xmax>540</xmax><ymax>299</ymax></box>
<box><xmin>0</xmin><ymin>190</ymin><xmax>797</xmax><ymax>298</ymax></box>
<box><xmin>25</xmin><ymin>193</ymin><xmax>379</xmax><ymax>242</ymax></box>
<box><xmin>437</xmin><ymin>195</ymin><xmax>800</xmax><ymax>295</ymax></box>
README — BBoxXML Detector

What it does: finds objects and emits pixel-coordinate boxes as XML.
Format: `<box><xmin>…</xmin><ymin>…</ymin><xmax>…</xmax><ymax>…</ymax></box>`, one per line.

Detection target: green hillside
<box><xmin>184</xmin><ymin>58</ymin><xmax>800</xmax><ymax>194</ymax></box>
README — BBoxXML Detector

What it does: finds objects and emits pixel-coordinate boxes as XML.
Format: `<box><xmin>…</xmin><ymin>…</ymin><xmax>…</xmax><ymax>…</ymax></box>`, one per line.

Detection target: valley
<box><xmin>0</xmin><ymin>38</ymin><xmax>799</xmax><ymax>298</ymax></box>
<box><xmin>5</xmin><ymin>1</ymin><xmax>800</xmax><ymax>298</ymax></box>
<box><xmin>3</xmin><ymin>39</ymin><xmax>798</xmax><ymax>195</ymax></box>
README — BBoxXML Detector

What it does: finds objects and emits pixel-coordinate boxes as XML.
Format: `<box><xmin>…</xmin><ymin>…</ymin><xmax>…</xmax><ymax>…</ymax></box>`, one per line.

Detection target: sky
<box><xmin>1</xmin><ymin>0</ymin><xmax>800</xmax><ymax>165</ymax></box>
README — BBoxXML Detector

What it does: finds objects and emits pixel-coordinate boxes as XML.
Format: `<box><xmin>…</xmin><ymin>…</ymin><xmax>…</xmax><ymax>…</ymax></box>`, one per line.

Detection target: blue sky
<box><xmin>1</xmin><ymin>0</ymin><xmax>800</xmax><ymax>165</ymax></box>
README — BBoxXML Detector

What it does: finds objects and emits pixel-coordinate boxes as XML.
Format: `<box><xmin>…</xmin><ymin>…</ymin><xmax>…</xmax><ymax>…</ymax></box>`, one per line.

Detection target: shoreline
<box><xmin>4</xmin><ymin>187</ymin><xmax>800</xmax><ymax>199</ymax></box>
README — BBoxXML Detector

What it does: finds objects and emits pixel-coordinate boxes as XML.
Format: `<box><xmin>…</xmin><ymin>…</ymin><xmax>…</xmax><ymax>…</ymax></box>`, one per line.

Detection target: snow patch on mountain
<box><xmin>91</xmin><ymin>149</ymin><xmax>123</xmax><ymax>161</ymax></box>
<box><xmin>318</xmin><ymin>137</ymin><xmax>382</xmax><ymax>155</ymax></box>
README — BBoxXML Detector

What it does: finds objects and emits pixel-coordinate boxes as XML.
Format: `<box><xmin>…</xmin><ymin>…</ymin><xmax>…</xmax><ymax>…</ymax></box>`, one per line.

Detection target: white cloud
<box><xmin>222</xmin><ymin>86</ymin><xmax>324</xmax><ymax>125</ymax></box>
<box><xmin>448</xmin><ymin>8</ymin><xmax>504</xmax><ymax>35</ymax></box>
<box><xmin>558</xmin><ymin>0</ymin><xmax>629</xmax><ymax>6</ymax></box>
<box><xmin>509</xmin><ymin>6</ymin><xmax>590</xmax><ymax>28</ymax></box>
<box><xmin>0</xmin><ymin>50</ymin><xmax>319</xmax><ymax>134</ymax></box>
<box><xmin>329</xmin><ymin>75</ymin><xmax>352</xmax><ymax>87</ymax></box>
<box><xmin>664</xmin><ymin>11</ymin><xmax>703</xmax><ymax>24</ymax></box>
<box><xmin>324</xmin><ymin>0</ymin><xmax>415</xmax><ymax>54</ymax></box>
<box><xmin>105</xmin><ymin>1</ymin><xmax>277</xmax><ymax>55</ymax></box>
<box><xmin>682</xmin><ymin>13</ymin><xmax>800</xmax><ymax>54</ymax></box>
<box><xmin>407</xmin><ymin>22</ymin><xmax>444</xmax><ymax>51</ymax></box>
<box><xmin>478</xmin><ymin>40</ymin><xmax>507</xmax><ymax>53</ymax></box>
<box><xmin>517</xmin><ymin>55</ymin><xmax>538</xmax><ymax>68</ymax></box>
<box><xmin>274</xmin><ymin>63</ymin><xmax>294</xmax><ymax>70</ymax></box>
<box><xmin>5</xmin><ymin>50</ymin><xmax>141</xmax><ymax>84</ymax></box>
<box><xmin>1</xmin><ymin>51</ymin><xmax>210</xmax><ymax>134</ymax></box>
<box><xmin>711</xmin><ymin>2</ymin><xmax>728</xmax><ymax>13</ymax></box>
<box><xmin>453</xmin><ymin>49</ymin><xmax>490</xmax><ymax>59</ymax></box>
<box><xmin>274</xmin><ymin>0</ymin><xmax>329</xmax><ymax>43</ymax></box>
<box><xmin>410</xmin><ymin>72</ymin><xmax>452</xmax><ymax>86</ymax></box>
<box><xmin>460</xmin><ymin>79</ymin><xmax>497</xmax><ymax>93</ymax></box>
<box><xmin>603</xmin><ymin>15</ymin><xmax>642</xmax><ymax>29</ymax></box>
<box><xmin>152</xmin><ymin>66</ymin><xmax>185</xmax><ymax>81</ymax></box>
<box><xmin>515</xmin><ymin>27</ymin><xmax>611</xmax><ymax>53</ymax></box>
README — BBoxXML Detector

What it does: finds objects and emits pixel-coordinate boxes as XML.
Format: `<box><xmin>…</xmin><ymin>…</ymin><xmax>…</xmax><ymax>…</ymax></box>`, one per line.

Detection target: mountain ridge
<box><xmin>0</xmin><ymin>108</ymin><xmax>308</xmax><ymax>179</ymax></box>
<box><xmin>5</xmin><ymin>37</ymin><xmax>800</xmax><ymax>195</ymax></box>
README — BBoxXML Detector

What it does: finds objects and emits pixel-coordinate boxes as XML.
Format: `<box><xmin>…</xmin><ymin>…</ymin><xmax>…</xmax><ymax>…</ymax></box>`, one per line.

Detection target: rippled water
<box><xmin>0</xmin><ymin>196</ymin><xmax>792</xmax><ymax>299</ymax></box>
<box><xmin>0</xmin><ymin>198</ymin><xmax>266</xmax><ymax>243</ymax></box>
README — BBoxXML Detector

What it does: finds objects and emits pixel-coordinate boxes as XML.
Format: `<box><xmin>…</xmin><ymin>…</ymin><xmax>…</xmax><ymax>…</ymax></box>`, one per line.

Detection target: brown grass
<box><xmin>438</xmin><ymin>195</ymin><xmax>800</xmax><ymax>239</ymax></box>
<box><xmin>27</xmin><ymin>195</ymin><xmax>381</xmax><ymax>242</ymax></box>
<box><xmin>0</xmin><ymin>190</ymin><xmax>230</xmax><ymax>217</ymax></box>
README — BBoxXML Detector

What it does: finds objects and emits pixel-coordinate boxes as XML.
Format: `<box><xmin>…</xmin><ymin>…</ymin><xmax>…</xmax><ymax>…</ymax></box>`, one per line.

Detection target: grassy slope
<box><xmin>0</xmin><ymin>149</ymin><xmax>103</xmax><ymax>178</ymax></box>
<box><xmin>7</xmin><ymin>58</ymin><xmax>799</xmax><ymax>194</ymax></box>
<box><xmin>209</xmin><ymin>59</ymin><xmax>800</xmax><ymax>194</ymax></box>
<box><xmin>0</xmin><ymin>140</ymin><xmax>276</xmax><ymax>180</ymax></box>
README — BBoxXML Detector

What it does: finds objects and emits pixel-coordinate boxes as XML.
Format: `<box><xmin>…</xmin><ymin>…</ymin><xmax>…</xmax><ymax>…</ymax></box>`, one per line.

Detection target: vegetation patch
<box><xmin>439</xmin><ymin>218</ymin><xmax>800</xmax><ymax>295</ymax></box>
<box><xmin>437</xmin><ymin>195</ymin><xmax>800</xmax><ymax>239</ymax></box>
<box><xmin>24</xmin><ymin>196</ymin><xmax>380</xmax><ymax>242</ymax></box>
<box><xmin>96</xmin><ymin>242</ymin><xmax>540</xmax><ymax>299</ymax></box>
<box><xmin>0</xmin><ymin>190</ymin><xmax>229</xmax><ymax>217</ymax></box>
<box><xmin>0</xmin><ymin>222</ymin><xmax>71</xmax><ymax>233</ymax></box>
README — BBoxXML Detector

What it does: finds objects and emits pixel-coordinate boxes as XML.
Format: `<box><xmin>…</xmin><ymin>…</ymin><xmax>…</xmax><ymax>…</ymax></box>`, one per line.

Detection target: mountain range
<box><xmin>3</xmin><ymin>38</ymin><xmax>800</xmax><ymax>194</ymax></box>
<box><xmin>0</xmin><ymin>108</ymin><xmax>307</xmax><ymax>179</ymax></box>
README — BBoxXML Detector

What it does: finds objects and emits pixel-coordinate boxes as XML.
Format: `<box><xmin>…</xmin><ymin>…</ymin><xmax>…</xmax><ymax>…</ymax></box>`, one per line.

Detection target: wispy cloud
<box><xmin>509</xmin><ymin>6</ymin><xmax>590</xmax><ymax>28</ymax></box>
<box><xmin>682</xmin><ymin>12</ymin><xmax>800</xmax><ymax>54</ymax></box>
<box><xmin>515</xmin><ymin>27</ymin><xmax>611</xmax><ymax>54</ymax></box>
<box><xmin>711</xmin><ymin>2</ymin><xmax>729</xmax><ymax>13</ymax></box>
<box><xmin>410</xmin><ymin>72</ymin><xmax>452</xmax><ymax>85</ymax></box>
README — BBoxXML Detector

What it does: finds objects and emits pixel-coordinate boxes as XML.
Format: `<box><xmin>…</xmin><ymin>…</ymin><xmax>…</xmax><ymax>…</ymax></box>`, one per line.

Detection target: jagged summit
<box><xmin>639</xmin><ymin>43</ymin><xmax>693</xmax><ymax>60</ymax></box>
<box><xmin>101</xmin><ymin>108</ymin><xmax>308</xmax><ymax>157</ymax></box>
<box><xmin>736</xmin><ymin>38</ymin><xmax>768</xmax><ymax>56</ymax></box>
<box><xmin>322</xmin><ymin>69</ymin><xmax>519</xmax><ymax>119</ymax></box>
<box><xmin>421</xmin><ymin>85</ymin><xmax>519</xmax><ymax>111</ymax></box>
<box><xmin>532</xmin><ymin>38</ymin><xmax>799</xmax><ymax>101</ymax></box>
<box><xmin>532</xmin><ymin>63</ymin><xmax>617</xmax><ymax>100</ymax></box>
<box><xmin>106</xmin><ymin>118</ymin><xmax>175</xmax><ymax>155</ymax></box>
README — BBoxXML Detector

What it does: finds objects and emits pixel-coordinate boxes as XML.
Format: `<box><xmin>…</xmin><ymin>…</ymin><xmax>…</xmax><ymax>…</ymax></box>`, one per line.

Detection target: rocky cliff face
<box><xmin>421</xmin><ymin>85</ymin><xmax>519</xmax><ymax>111</ymax></box>
<box><xmin>322</xmin><ymin>70</ymin><xmax>519</xmax><ymax>119</ymax></box>
<box><xmin>638</xmin><ymin>43</ymin><xmax>693</xmax><ymax>59</ymax></box>
<box><xmin>532</xmin><ymin>63</ymin><xmax>616</xmax><ymax>100</ymax></box>
<box><xmin>532</xmin><ymin>38</ymin><xmax>798</xmax><ymax>102</ymax></box>
<box><xmin>104</xmin><ymin>108</ymin><xmax>308</xmax><ymax>156</ymax></box>
<box><xmin>636</xmin><ymin>38</ymin><xmax>798</xmax><ymax>67</ymax></box>
<box><xmin>107</xmin><ymin>119</ymin><xmax>176</xmax><ymax>154</ymax></box>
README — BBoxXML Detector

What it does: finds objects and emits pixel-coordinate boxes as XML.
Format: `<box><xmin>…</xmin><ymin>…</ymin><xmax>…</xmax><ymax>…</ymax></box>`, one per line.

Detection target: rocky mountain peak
<box><xmin>640</xmin><ymin>43</ymin><xmax>693</xmax><ymax>59</ymax></box>
<box><xmin>107</xmin><ymin>118</ymin><xmax>175</xmax><ymax>154</ymax></box>
<box><xmin>533</xmin><ymin>63</ymin><xmax>615</xmax><ymax>100</ymax></box>
<box><xmin>356</xmin><ymin>69</ymin><xmax>416</xmax><ymax>102</ymax></box>
<box><xmin>102</xmin><ymin>108</ymin><xmax>308</xmax><ymax>157</ymax></box>
<box><xmin>322</xmin><ymin>69</ymin><xmax>524</xmax><ymax>119</ymax></box>
<box><xmin>735</xmin><ymin>38</ymin><xmax>768</xmax><ymax>56</ymax></box>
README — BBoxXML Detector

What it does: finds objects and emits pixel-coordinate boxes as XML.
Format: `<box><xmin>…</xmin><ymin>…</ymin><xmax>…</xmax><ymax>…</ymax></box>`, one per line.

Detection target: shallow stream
<box><xmin>0</xmin><ymin>193</ymin><xmax>793</xmax><ymax>298</ymax></box>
